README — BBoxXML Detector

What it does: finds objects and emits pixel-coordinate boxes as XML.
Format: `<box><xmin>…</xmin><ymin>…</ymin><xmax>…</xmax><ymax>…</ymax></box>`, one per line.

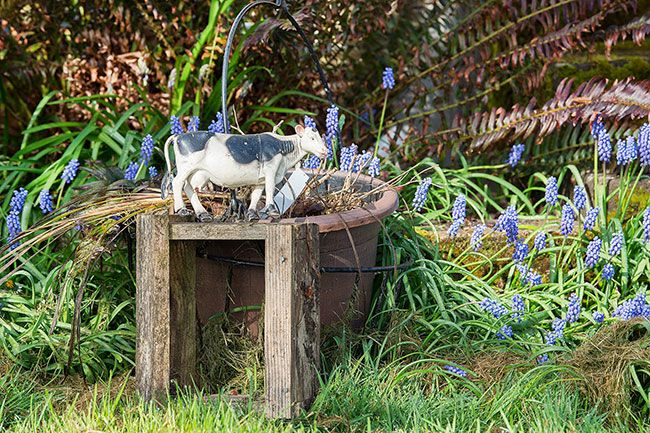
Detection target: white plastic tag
<box><xmin>274</xmin><ymin>168</ymin><xmax>310</xmax><ymax>215</ymax></box>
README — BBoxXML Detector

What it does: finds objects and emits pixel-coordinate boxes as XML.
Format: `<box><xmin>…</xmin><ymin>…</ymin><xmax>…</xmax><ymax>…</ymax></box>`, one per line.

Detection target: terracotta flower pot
<box><xmin>194</xmin><ymin>170</ymin><xmax>399</xmax><ymax>335</ymax></box>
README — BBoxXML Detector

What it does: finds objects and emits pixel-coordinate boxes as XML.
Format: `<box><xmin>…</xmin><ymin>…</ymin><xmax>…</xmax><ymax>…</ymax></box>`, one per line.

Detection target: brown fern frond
<box><xmin>605</xmin><ymin>13</ymin><xmax>650</xmax><ymax>57</ymax></box>
<box><xmin>456</xmin><ymin>78</ymin><xmax>650</xmax><ymax>151</ymax></box>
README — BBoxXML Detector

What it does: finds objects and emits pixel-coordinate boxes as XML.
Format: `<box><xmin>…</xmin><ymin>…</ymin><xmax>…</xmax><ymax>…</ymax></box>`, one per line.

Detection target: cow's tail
<box><xmin>161</xmin><ymin>135</ymin><xmax>176</xmax><ymax>199</ymax></box>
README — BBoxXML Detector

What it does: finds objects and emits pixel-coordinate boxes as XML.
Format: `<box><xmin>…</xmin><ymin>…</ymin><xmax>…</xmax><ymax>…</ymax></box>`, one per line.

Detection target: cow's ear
<box><xmin>294</xmin><ymin>124</ymin><xmax>305</xmax><ymax>136</ymax></box>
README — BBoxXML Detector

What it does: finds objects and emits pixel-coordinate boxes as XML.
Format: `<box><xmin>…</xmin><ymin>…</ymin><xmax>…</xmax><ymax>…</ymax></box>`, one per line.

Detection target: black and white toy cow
<box><xmin>163</xmin><ymin>125</ymin><xmax>327</xmax><ymax>222</ymax></box>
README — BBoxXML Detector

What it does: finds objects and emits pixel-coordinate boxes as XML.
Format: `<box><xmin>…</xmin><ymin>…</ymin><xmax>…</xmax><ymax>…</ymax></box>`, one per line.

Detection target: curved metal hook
<box><xmin>220</xmin><ymin>0</ymin><xmax>335</xmax><ymax>134</ymax></box>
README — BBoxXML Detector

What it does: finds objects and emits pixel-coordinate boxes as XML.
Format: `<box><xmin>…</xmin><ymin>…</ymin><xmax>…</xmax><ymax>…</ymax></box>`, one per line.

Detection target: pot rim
<box><xmin>263</xmin><ymin>170</ymin><xmax>399</xmax><ymax>233</ymax></box>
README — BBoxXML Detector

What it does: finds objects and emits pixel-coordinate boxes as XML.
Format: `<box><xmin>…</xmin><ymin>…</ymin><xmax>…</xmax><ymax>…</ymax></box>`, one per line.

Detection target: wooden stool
<box><xmin>135</xmin><ymin>212</ymin><xmax>320</xmax><ymax>418</ymax></box>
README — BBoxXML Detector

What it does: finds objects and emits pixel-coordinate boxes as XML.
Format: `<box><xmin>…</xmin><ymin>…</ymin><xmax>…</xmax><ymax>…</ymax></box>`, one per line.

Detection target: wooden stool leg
<box><xmin>169</xmin><ymin>240</ymin><xmax>197</xmax><ymax>388</ymax></box>
<box><xmin>264</xmin><ymin>224</ymin><xmax>320</xmax><ymax>418</ymax></box>
<box><xmin>136</xmin><ymin>213</ymin><xmax>171</xmax><ymax>401</ymax></box>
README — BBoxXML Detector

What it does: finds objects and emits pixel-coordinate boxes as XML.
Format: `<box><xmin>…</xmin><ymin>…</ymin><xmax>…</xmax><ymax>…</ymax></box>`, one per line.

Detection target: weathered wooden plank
<box><xmin>169</xmin><ymin>240</ymin><xmax>197</xmax><ymax>389</ymax></box>
<box><xmin>264</xmin><ymin>224</ymin><xmax>320</xmax><ymax>418</ymax></box>
<box><xmin>169</xmin><ymin>222</ymin><xmax>267</xmax><ymax>240</ymax></box>
<box><xmin>136</xmin><ymin>212</ymin><xmax>171</xmax><ymax>401</ymax></box>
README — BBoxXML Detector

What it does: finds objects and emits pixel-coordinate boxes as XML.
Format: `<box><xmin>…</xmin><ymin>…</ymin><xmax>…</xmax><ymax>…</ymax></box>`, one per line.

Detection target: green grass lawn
<box><xmin>3</xmin><ymin>356</ymin><xmax>649</xmax><ymax>433</ymax></box>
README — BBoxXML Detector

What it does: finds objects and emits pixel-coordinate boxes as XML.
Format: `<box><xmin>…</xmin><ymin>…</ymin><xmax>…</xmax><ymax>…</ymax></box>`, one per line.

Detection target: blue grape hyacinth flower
<box><xmin>511</xmin><ymin>294</ymin><xmax>525</xmax><ymax>322</ymax></box>
<box><xmin>585</xmin><ymin>236</ymin><xmax>602</xmax><ymax>268</ymax></box>
<box><xmin>609</xmin><ymin>232</ymin><xmax>623</xmax><ymax>256</ymax></box>
<box><xmin>507</xmin><ymin>143</ymin><xmax>525</xmax><ymax>167</ymax></box>
<box><xmin>443</xmin><ymin>365</ymin><xmax>467</xmax><ymax>377</ymax></box>
<box><xmin>597</xmin><ymin>129</ymin><xmax>612</xmax><ymax>163</ymax></box>
<box><xmin>591</xmin><ymin>116</ymin><xmax>605</xmax><ymax>139</ymax></box>
<box><xmin>552</xmin><ymin>318</ymin><xmax>566</xmax><ymax>339</ymax></box>
<box><xmin>382</xmin><ymin>67</ymin><xmax>395</xmax><ymax>90</ymax></box>
<box><xmin>560</xmin><ymin>204</ymin><xmax>575</xmax><ymax>237</ymax></box>
<box><xmin>592</xmin><ymin>311</ymin><xmax>605</xmax><ymax>323</ymax></box>
<box><xmin>451</xmin><ymin>194</ymin><xmax>466</xmax><ymax>225</ymax></box>
<box><xmin>497</xmin><ymin>324</ymin><xmax>513</xmax><ymax>340</ymax></box>
<box><xmin>512</xmin><ymin>238</ymin><xmax>529</xmax><ymax>262</ymax></box>
<box><xmin>583</xmin><ymin>207</ymin><xmax>599</xmax><ymax>232</ymax></box>
<box><xmin>545</xmin><ymin>176</ymin><xmax>559</xmax><ymax>207</ymax></box>
<box><xmin>639</xmin><ymin>123</ymin><xmax>650</xmax><ymax>167</ymax></box>
<box><xmin>368</xmin><ymin>157</ymin><xmax>380</xmax><ymax>177</ymax></box>
<box><xmin>326</xmin><ymin>105</ymin><xmax>339</xmax><ymax>138</ymax></box>
<box><xmin>304</xmin><ymin>115</ymin><xmax>317</xmax><ymax>130</ymax></box>
<box><xmin>495</xmin><ymin>205</ymin><xmax>519</xmax><ymax>244</ymax></box>
<box><xmin>6</xmin><ymin>211</ymin><xmax>21</xmax><ymax>249</ymax></box>
<box><xmin>340</xmin><ymin>144</ymin><xmax>358</xmax><ymax>172</ymax></box>
<box><xmin>470</xmin><ymin>224</ymin><xmax>486</xmax><ymax>251</ymax></box>
<box><xmin>149</xmin><ymin>166</ymin><xmax>158</xmax><ymax>178</ymax></box>
<box><xmin>61</xmin><ymin>159</ymin><xmax>80</xmax><ymax>184</ymax></box>
<box><xmin>602</xmin><ymin>263</ymin><xmax>615</xmax><ymax>281</ymax></box>
<box><xmin>9</xmin><ymin>188</ymin><xmax>28</xmax><ymax>213</ymax></box>
<box><xmin>38</xmin><ymin>189</ymin><xmax>54</xmax><ymax>214</ymax></box>
<box><xmin>412</xmin><ymin>177</ymin><xmax>432</xmax><ymax>212</ymax></box>
<box><xmin>644</xmin><ymin>207</ymin><xmax>650</xmax><ymax>242</ymax></box>
<box><xmin>612</xmin><ymin>291</ymin><xmax>649</xmax><ymax>320</ymax></box>
<box><xmin>447</xmin><ymin>220</ymin><xmax>461</xmax><ymax>238</ymax></box>
<box><xmin>574</xmin><ymin>186</ymin><xmax>587</xmax><ymax>211</ymax></box>
<box><xmin>170</xmin><ymin>115</ymin><xmax>183</xmax><ymax>135</ymax></box>
<box><xmin>566</xmin><ymin>293</ymin><xmax>581</xmax><ymax>324</ymax></box>
<box><xmin>140</xmin><ymin>134</ymin><xmax>155</xmax><ymax>166</ymax></box>
<box><xmin>479</xmin><ymin>298</ymin><xmax>508</xmax><ymax>319</ymax></box>
<box><xmin>303</xmin><ymin>155</ymin><xmax>321</xmax><ymax>169</ymax></box>
<box><xmin>124</xmin><ymin>162</ymin><xmax>139</xmax><ymax>181</ymax></box>
<box><xmin>187</xmin><ymin>116</ymin><xmax>200</xmax><ymax>132</ymax></box>
<box><xmin>208</xmin><ymin>112</ymin><xmax>225</xmax><ymax>134</ymax></box>
<box><xmin>534</xmin><ymin>231</ymin><xmax>547</xmax><ymax>251</ymax></box>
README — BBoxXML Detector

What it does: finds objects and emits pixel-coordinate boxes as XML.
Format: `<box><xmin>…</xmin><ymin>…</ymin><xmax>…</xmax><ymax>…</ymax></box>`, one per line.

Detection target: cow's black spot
<box><xmin>176</xmin><ymin>132</ymin><xmax>212</xmax><ymax>156</ymax></box>
<box><xmin>225</xmin><ymin>134</ymin><xmax>294</xmax><ymax>164</ymax></box>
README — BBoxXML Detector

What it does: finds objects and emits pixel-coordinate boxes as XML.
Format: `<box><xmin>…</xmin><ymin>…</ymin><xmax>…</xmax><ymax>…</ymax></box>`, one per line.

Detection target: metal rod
<box><xmin>220</xmin><ymin>0</ymin><xmax>336</xmax><ymax>134</ymax></box>
<box><xmin>197</xmin><ymin>252</ymin><xmax>412</xmax><ymax>274</ymax></box>
<box><xmin>221</xmin><ymin>0</ymin><xmax>281</xmax><ymax>133</ymax></box>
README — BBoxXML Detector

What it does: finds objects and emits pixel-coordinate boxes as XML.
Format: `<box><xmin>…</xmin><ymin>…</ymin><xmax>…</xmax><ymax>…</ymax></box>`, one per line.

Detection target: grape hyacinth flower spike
<box><xmin>511</xmin><ymin>294</ymin><xmax>524</xmax><ymax>322</ymax></box>
<box><xmin>451</xmin><ymin>194</ymin><xmax>466</xmax><ymax>225</ymax></box>
<box><xmin>574</xmin><ymin>186</ymin><xmax>587</xmax><ymax>211</ymax></box>
<box><xmin>140</xmin><ymin>134</ymin><xmax>154</xmax><ymax>166</ymax></box>
<box><xmin>9</xmin><ymin>188</ymin><xmax>28</xmax><ymax>213</ymax></box>
<box><xmin>639</xmin><ymin>123</ymin><xmax>650</xmax><ymax>167</ymax></box>
<box><xmin>443</xmin><ymin>365</ymin><xmax>467</xmax><ymax>378</ymax></box>
<box><xmin>149</xmin><ymin>166</ymin><xmax>158</xmax><ymax>178</ymax></box>
<box><xmin>495</xmin><ymin>205</ymin><xmax>519</xmax><ymax>244</ymax></box>
<box><xmin>208</xmin><ymin>112</ymin><xmax>225</xmax><ymax>134</ymax></box>
<box><xmin>382</xmin><ymin>67</ymin><xmax>395</xmax><ymax>90</ymax></box>
<box><xmin>507</xmin><ymin>143</ymin><xmax>525</xmax><ymax>167</ymax></box>
<box><xmin>170</xmin><ymin>115</ymin><xmax>183</xmax><ymax>135</ymax></box>
<box><xmin>38</xmin><ymin>189</ymin><xmax>54</xmax><ymax>214</ymax></box>
<box><xmin>602</xmin><ymin>263</ymin><xmax>615</xmax><ymax>281</ymax></box>
<box><xmin>545</xmin><ymin>176</ymin><xmax>558</xmax><ymax>207</ymax></box>
<box><xmin>583</xmin><ymin>207</ymin><xmax>600</xmax><ymax>232</ymax></box>
<box><xmin>124</xmin><ymin>162</ymin><xmax>139</xmax><ymax>181</ymax></box>
<box><xmin>303</xmin><ymin>155</ymin><xmax>321</xmax><ymax>169</ymax></box>
<box><xmin>592</xmin><ymin>311</ymin><xmax>605</xmax><ymax>323</ymax></box>
<box><xmin>61</xmin><ymin>159</ymin><xmax>80</xmax><ymax>184</ymax></box>
<box><xmin>585</xmin><ymin>236</ymin><xmax>602</xmax><ymax>268</ymax></box>
<box><xmin>597</xmin><ymin>129</ymin><xmax>612</xmax><ymax>163</ymax></box>
<box><xmin>512</xmin><ymin>239</ymin><xmax>529</xmax><ymax>262</ymax></box>
<box><xmin>560</xmin><ymin>204</ymin><xmax>575</xmax><ymax>237</ymax></box>
<box><xmin>479</xmin><ymin>298</ymin><xmax>508</xmax><ymax>318</ymax></box>
<box><xmin>187</xmin><ymin>115</ymin><xmax>200</xmax><ymax>133</ymax></box>
<box><xmin>368</xmin><ymin>157</ymin><xmax>380</xmax><ymax>177</ymax></box>
<box><xmin>304</xmin><ymin>115</ymin><xmax>317</xmax><ymax>130</ymax></box>
<box><xmin>412</xmin><ymin>177</ymin><xmax>432</xmax><ymax>212</ymax></box>
<box><xmin>534</xmin><ymin>231</ymin><xmax>547</xmax><ymax>251</ymax></box>
<box><xmin>609</xmin><ymin>232</ymin><xmax>623</xmax><ymax>256</ymax></box>
<box><xmin>566</xmin><ymin>293</ymin><xmax>581</xmax><ymax>324</ymax></box>
<box><xmin>470</xmin><ymin>224</ymin><xmax>486</xmax><ymax>251</ymax></box>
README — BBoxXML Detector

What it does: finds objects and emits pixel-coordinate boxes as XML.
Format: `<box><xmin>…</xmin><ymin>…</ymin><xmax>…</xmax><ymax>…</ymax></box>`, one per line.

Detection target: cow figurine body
<box><xmin>163</xmin><ymin>124</ymin><xmax>327</xmax><ymax>221</ymax></box>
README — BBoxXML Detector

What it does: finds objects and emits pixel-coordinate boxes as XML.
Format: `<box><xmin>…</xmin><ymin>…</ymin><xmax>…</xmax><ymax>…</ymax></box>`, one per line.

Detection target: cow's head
<box><xmin>295</xmin><ymin>124</ymin><xmax>328</xmax><ymax>159</ymax></box>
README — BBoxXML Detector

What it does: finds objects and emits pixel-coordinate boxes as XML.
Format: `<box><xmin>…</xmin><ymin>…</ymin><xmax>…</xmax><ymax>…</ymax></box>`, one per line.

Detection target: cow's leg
<box><xmin>172</xmin><ymin>171</ymin><xmax>192</xmax><ymax>216</ymax></box>
<box><xmin>246</xmin><ymin>186</ymin><xmax>264</xmax><ymax>221</ymax></box>
<box><xmin>187</xmin><ymin>171</ymin><xmax>212</xmax><ymax>222</ymax></box>
<box><xmin>259</xmin><ymin>165</ymin><xmax>280</xmax><ymax>219</ymax></box>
